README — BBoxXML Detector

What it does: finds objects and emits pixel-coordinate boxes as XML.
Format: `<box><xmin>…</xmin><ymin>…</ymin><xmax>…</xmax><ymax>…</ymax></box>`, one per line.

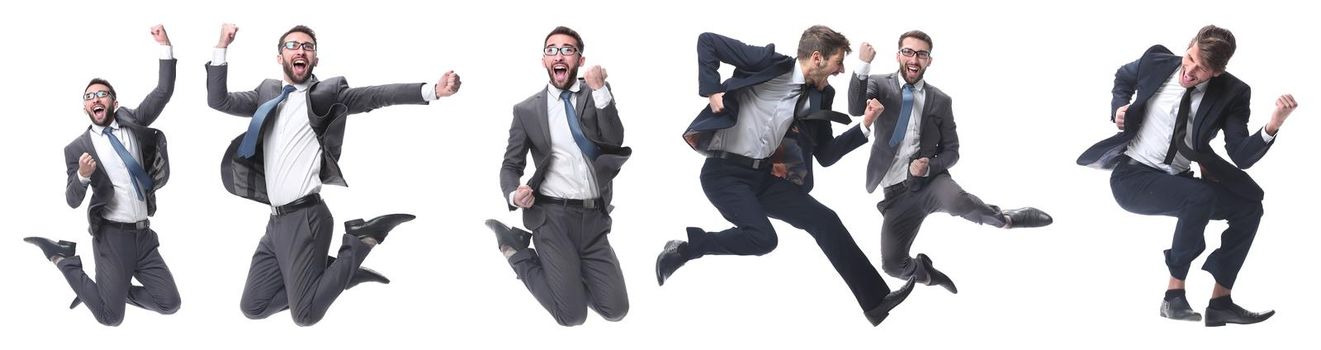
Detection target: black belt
<box><xmin>1118</xmin><ymin>155</ymin><xmax>1194</xmax><ymax>178</ymax></box>
<box><xmin>103</xmin><ymin>219</ymin><xmax>149</xmax><ymax>230</ymax></box>
<box><xmin>272</xmin><ymin>193</ymin><xmax>322</xmax><ymax>216</ymax></box>
<box><xmin>710</xmin><ymin>150</ymin><xmax>772</xmax><ymax>170</ymax></box>
<box><xmin>535</xmin><ymin>194</ymin><xmax>600</xmax><ymax>209</ymax></box>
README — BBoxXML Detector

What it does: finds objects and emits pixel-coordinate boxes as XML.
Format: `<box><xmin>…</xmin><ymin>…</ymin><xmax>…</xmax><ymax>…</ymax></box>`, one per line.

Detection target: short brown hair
<box><xmin>278</xmin><ymin>25</ymin><xmax>317</xmax><ymax>53</ymax></box>
<box><xmin>85</xmin><ymin>78</ymin><xmax>116</xmax><ymax>101</ymax></box>
<box><xmin>797</xmin><ymin>25</ymin><xmax>851</xmax><ymax>60</ymax></box>
<box><xmin>898</xmin><ymin>30</ymin><xmax>933</xmax><ymax>52</ymax></box>
<box><xmin>545</xmin><ymin>26</ymin><xmax>584</xmax><ymax>53</ymax></box>
<box><xmin>1188</xmin><ymin>25</ymin><xmax>1235</xmax><ymax>72</ymax></box>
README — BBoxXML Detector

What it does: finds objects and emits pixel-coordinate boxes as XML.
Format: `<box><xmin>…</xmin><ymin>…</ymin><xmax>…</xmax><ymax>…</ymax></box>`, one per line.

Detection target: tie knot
<box><xmin>102</xmin><ymin>126</ymin><xmax>114</xmax><ymax>135</ymax></box>
<box><xmin>560</xmin><ymin>89</ymin><xmax>573</xmax><ymax>101</ymax></box>
<box><xmin>282</xmin><ymin>85</ymin><xmax>297</xmax><ymax>94</ymax></box>
<box><xmin>903</xmin><ymin>84</ymin><xmax>914</xmax><ymax>92</ymax></box>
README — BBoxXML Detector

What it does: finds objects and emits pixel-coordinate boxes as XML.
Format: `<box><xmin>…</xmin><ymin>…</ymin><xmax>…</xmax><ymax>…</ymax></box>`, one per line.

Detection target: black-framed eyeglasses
<box><xmin>281</xmin><ymin>41</ymin><xmax>317</xmax><ymax>51</ymax></box>
<box><xmin>898</xmin><ymin>48</ymin><xmax>931</xmax><ymax>59</ymax></box>
<box><xmin>544</xmin><ymin>46</ymin><xmax>579</xmax><ymax>56</ymax></box>
<box><xmin>83</xmin><ymin>90</ymin><xmax>113</xmax><ymax>101</ymax></box>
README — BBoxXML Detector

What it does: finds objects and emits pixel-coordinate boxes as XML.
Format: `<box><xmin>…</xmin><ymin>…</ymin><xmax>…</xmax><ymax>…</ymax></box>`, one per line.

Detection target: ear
<box><xmin>577</xmin><ymin>55</ymin><xmax>586</xmax><ymax>67</ymax></box>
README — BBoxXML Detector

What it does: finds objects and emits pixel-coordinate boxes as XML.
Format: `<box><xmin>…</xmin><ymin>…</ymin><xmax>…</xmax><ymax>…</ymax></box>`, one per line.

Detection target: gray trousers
<box><xmin>878</xmin><ymin>173</ymin><xmax>1005</xmax><ymax>279</ymax></box>
<box><xmin>238</xmin><ymin>199</ymin><xmax>372</xmax><ymax>326</ymax></box>
<box><xmin>57</xmin><ymin>224</ymin><xmax>181</xmax><ymax>326</ymax></box>
<box><xmin>508</xmin><ymin>203</ymin><xmax>629</xmax><ymax>326</ymax></box>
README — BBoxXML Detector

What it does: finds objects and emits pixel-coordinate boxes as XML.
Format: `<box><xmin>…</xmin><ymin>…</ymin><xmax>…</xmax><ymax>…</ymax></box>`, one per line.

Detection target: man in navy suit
<box><xmin>654</xmin><ymin>26</ymin><xmax>914</xmax><ymax>326</ymax></box>
<box><xmin>1078</xmin><ymin>25</ymin><xmax>1298</xmax><ymax>327</ymax></box>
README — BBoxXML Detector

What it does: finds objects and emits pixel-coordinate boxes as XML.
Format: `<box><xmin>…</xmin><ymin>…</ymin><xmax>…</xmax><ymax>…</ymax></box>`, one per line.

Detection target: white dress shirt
<box><xmin>77</xmin><ymin>46</ymin><xmax>173</xmax><ymax>223</ymax></box>
<box><xmin>210</xmin><ymin>49</ymin><xmax>442</xmax><ymax>206</ymax></box>
<box><xmin>82</xmin><ymin>120</ymin><xmax>148</xmax><ymax>223</ymax></box>
<box><xmin>509</xmin><ymin>81</ymin><xmax>614</xmax><ymax>205</ymax></box>
<box><xmin>707</xmin><ymin>64</ymin><xmax>806</xmax><ymax>159</ymax></box>
<box><xmin>856</xmin><ymin>62</ymin><xmax>928</xmax><ymax>188</ymax></box>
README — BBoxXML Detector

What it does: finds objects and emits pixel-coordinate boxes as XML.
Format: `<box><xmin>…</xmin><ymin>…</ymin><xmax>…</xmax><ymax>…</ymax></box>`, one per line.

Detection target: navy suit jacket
<box><xmin>1077</xmin><ymin>45</ymin><xmax>1273</xmax><ymax>200</ymax></box>
<box><xmin>682</xmin><ymin>32</ymin><xmax>865</xmax><ymax>192</ymax></box>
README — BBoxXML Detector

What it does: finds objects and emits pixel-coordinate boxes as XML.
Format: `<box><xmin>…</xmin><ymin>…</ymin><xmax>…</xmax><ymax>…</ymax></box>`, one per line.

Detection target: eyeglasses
<box><xmin>544</xmin><ymin>46</ymin><xmax>579</xmax><ymax>56</ymax></box>
<box><xmin>83</xmin><ymin>90</ymin><xmax>113</xmax><ymax>101</ymax></box>
<box><xmin>281</xmin><ymin>41</ymin><xmax>317</xmax><ymax>51</ymax></box>
<box><xmin>898</xmin><ymin>48</ymin><xmax>931</xmax><ymax>59</ymax></box>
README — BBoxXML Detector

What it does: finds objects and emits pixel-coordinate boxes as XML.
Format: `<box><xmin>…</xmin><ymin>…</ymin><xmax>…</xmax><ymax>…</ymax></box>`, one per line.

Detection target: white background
<box><xmin>1</xmin><ymin>0</ymin><xmax>1315</xmax><ymax>348</ymax></box>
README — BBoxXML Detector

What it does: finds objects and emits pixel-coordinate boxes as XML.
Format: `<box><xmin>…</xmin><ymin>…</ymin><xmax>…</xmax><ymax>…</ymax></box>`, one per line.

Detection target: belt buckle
<box><xmin>750</xmin><ymin>159</ymin><xmax>762</xmax><ymax>169</ymax></box>
<box><xmin>582</xmin><ymin>198</ymin><xmax>597</xmax><ymax>209</ymax></box>
<box><xmin>136</xmin><ymin>220</ymin><xmax>149</xmax><ymax>230</ymax></box>
<box><xmin>271</xmin><ymin>206</ymin><xmax>281</xmax><ymax>216</ymax></box>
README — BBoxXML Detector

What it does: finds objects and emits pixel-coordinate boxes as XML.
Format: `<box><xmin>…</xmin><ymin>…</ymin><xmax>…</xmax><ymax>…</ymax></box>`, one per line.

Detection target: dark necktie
<box><xmin>889</xmin><ymin>84</ymin><xmax>915</xmax><ymax>147</ymax></box>
<box><xmin>795</xmin><ymin>85</ymin><xmax>822</xmax><ymax>118</ymax></box>
<box><xmin>102</xmin><ymin>126</ymin><xmax>153</xmax><ymax>201</ymax></box>
<box><xmin>1163</xmin><ymin>87</ymin><xmax>1196</xmax><ymax>164</ymax></box>
<box><xmin>560</xmin><ymin>90</ymin><xmax>600</xmax><ymax>160</ymax></box>
<box><xmin>238</xmin><ymin>85</ymin><xmax>297</xmax><ymax>158</ymax></box>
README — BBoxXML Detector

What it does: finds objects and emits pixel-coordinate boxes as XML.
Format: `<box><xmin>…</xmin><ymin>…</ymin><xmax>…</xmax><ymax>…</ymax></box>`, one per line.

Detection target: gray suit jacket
<box><xmin>500</xmin><ymin>80</ymin><xmax>630</xmax><ymax>223</ymax></box>
<box><xmin>66</xmin><ymin>59</ymin><xmax>175</xmax><ymax>234</ymax></box>
<box><xmin>848</xmin><ymin>72</ymin><xmax>959</xmax><ymax>194</ymax></box>
<box><xmin>205</xmin><ymin>64</ymin><xmax>429</xmax><ymax>204</ymax></box>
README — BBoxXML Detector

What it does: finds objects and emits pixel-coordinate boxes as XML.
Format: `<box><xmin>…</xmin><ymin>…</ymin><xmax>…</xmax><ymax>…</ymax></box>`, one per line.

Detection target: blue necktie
<box><xmin>238</xmin><ymin>85</ymin><xmax>297</xmax><ymax>158</ymax></box>
<box><xmin>561</xmin><ymin>90</ymin><xmax>600</xmax><ymax>160</ymax></box>
<box><xmin>102</xmin><ymin>126</ymin><xmax>153</xmax><ymax>201</ymax></box>
<box><xmin>888</xmin><ymin>84</ymin><xmax>915</xmax><ymax>147</ymax></box>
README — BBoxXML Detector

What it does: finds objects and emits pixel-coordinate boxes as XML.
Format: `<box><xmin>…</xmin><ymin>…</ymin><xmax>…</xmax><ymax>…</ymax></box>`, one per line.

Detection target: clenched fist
<box><xmin>584</xmin><ymin>65</ymin><xmax>608</xmax><ymax>90</ymax></box>
<box><xmin>435</xmin><ymin>70</ymin><xmax>461</xmax><ymax>98</ymax></box>
<box><xmin>863</xmin><ymin>98</ymin><xmax>884</xmax><ymax>129</ymax></box>
<box><xmin>909</xmin><ymin>157</ymin><xmax>929</xmax><ymax>177</ymax></box>
<box><xmin>150</xmin><ymin>25</ymin><xmax>171</xmax><ymax>46</ymax></box>
<box><xmin>859</xmin><ymin>42</ymin><xmax>876</xmax><ymax>63</ymax></box>
<box><xmin>78</xmin><ymin>152</ymin><xmax>97</xmax><ymax>178</ymax></box>
<box><xmin>217</xmin><ymin>23</ymin><xmax>238</xmax><ymax>48</ymax></box>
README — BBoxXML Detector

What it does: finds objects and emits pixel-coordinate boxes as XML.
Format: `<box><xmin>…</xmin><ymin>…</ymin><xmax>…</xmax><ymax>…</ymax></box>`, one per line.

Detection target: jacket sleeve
<box><xmin>696</xmin><ymin>32</ymin><xmax>781</xmax><ymax>97</ymax></box>
<box><xmin>206</xmin><ymin>64</ymin><xmax>263</xmax><ymax>117</ymax></box>
<box><xmin>120</xmin><ymin>59</ymin><xmax>177</xmax><ymax>126</ymax></box>
<box><xmin>64</xmin><ymin>142</ymin><xmax>89</xmax><ymax>208</ymax></box>
<box><xmin>500</xmin><ymin>107</ymin><xmax>531</xmax><ymax>211</ymax></box>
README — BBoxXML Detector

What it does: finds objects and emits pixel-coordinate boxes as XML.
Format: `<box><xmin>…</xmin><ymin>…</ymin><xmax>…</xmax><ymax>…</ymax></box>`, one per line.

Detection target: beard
<box><xmin>282</xmin><ymin>59</ymin><xmax>315</xmax><ymax>84</ymax></box>
<box><xmin>546</xmin><ymin>65</ymin><xmax>580</xmax><ymax>90</ymax></box>
<box><xmin>899</xmin><ymin>63</ymin><xmax>926</xmax><ymax>85</ymax></box>
<box><xmin>86</xmin><ymin>105</ymin><xmax>114</xmax><ymax>127</ymax></box>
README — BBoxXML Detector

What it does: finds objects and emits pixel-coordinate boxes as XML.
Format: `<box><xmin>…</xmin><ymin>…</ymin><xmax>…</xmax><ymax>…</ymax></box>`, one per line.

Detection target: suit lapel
<box><xmin>1191</xmin><ymin>78</ymin><xmax>1224</xmax><ymax>147</ymax></box>
<box><xmin>533</xmin><ymin>89</ymin><xmax>552</xmax><ymax>149</ymax></box>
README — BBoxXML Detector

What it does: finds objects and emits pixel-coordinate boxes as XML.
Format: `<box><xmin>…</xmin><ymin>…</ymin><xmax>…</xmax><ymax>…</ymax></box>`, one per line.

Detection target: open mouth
<box><xmin>553</xmin><ymin>64</ymin><xmax>569</xmax><ymax>81</ymax></box>
<box><xmin>92</xmin><ymin>105</ymin><xmax>107</xmax><ymax>119</ymax></box>
<box><xmin>292</xmin><ymin>58</ymin><xmax>309</xmax><ymax>75</ymax></box>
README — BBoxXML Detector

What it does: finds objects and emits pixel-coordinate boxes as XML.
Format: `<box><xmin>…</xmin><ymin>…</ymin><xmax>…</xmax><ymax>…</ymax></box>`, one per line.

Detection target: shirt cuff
<box><xmin>160</xmin><ymin>45</ymin><xmax>174</xmax><ymax>60</ymax></box>
<box><xmin>211</xmin><ymin>48</ymin><xmax>227</xmax><ymax>66</ymax></box>
<box><xmin>421</xmin><ymin>83</ymin><xmax>438</xmax><ymax>101</ymax></box>
<box><xmin>853</xmin><ymin>61</ymin><xmax>871</xmax><ymax>79</ymax></box>
<box><xmin>1260</xmin><ymin>126</ymin><xmax>1276</xmax><ymax>142</ymax></box>
<box><xmin>860</xmin><ymin>123</ymin><xmax>871</xmax><ymax>139</ymax></box>
<box><xmin>592</xmin><ymin>85</ymin><xmax>613</xmax><ymax>109</ymax></box>
<box><xmin>78</xmin><ymin>173</ymin><xmax>91</xmax><ymax>185</ymax></box>
<box><xmin>508</xmin><ymin>191</ymin><xmax>518</xmax><ymax>207</ymax></box>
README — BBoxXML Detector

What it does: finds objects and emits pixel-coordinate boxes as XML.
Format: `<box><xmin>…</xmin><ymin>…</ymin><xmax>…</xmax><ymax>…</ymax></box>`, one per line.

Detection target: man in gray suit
<box><xmin>206</xmin><ymin>23</ymin><xmax>461</xmax><ymax>326</ymax></box>
<box><xmin>847</xmin><ymin>31</ymin><xmax>1053</xmax><ymax>294</ymax></box>
<box><xmin>484</xmin><ymin>26</ymin><xmax>630</xmax><ymax>326</ymax></box>
<box><xmin>24</xmin><ymin>25</ymin><xmax>181</xmax><ymax>326</ymax></box>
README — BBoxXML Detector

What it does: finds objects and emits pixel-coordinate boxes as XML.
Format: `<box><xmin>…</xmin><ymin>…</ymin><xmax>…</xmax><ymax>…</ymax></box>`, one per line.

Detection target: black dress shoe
<box><xmin>326</xmin><ymin>256</ymin><xmax>391</xmax><ymax>289</ymax></box>
<box><xmin>345</xmin><ymin>213</ymin><xmax>416</xmax><ymax>244</ymax></box>
<box><xmin>1205</xmin><ymin>303</ymin><xmax>1275</xmax><ymax>327</ymax></box>
<box><xmin>484</xmin><ymin>219</ymin><xmax>531</xmax><ymax>252</ymax></box>
<box><xmin>23</xmin><ymin>237</ymin><xmax>76</xmax><ymax>261</ymax></box>
<box><xmin>1159</xmin><ymin>295</ymin><xmax>1202</xmax><ymax>321</ymax></box>
<box><xmin>1003</xmin><ymin>207</ymin><xmax>1053</xmax><ymax>228</ymax></box>
<box><xmin>655</xmin><ymin>240</ymin><xmax>691</xmax><ymax>286</ymax></box>
<box><xmin>914</xmin><ymin>253</ymin><xmax>958</xmax><ymax>294</ymax></box>
<box><xmin>864</xmin><ymin>277</ymin><xmax>917</xmax><ymax>326</ymax></box>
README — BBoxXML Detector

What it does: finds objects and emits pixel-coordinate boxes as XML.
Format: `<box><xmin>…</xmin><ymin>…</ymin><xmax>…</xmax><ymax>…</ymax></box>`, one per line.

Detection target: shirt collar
<box><xmin>791</xmin><ymin>63</ymin><xmax>806</xmax><ymax>86</ymax></box>
<box><xmin>895</xmin><ymin>73</ymin><xmax>926</xmax><ymax>92</ymax></box>
<box><xmin>548</xmin><ymin>80</ymin><xmax>582</xmax><ymax>101</ymax></box>
<box><xmin>91</xmin><ymin>119</ymin><xmax>121</xmax><ymax>133</ymax></box>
